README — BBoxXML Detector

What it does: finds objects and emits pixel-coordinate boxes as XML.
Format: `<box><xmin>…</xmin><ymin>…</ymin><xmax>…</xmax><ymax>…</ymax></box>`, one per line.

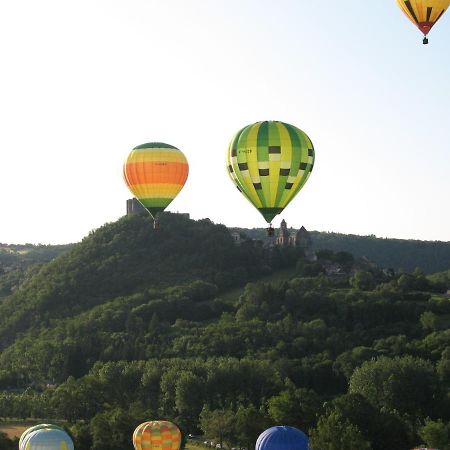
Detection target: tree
<box><xmin>199</xmin><ymin>406</ymin><xmax>236</xmax><ymax>448</ymax></box>
<box><xmin>420</xmin><ymin>311</ymin><xmax>440</xmax><ymax>332</ymax></box>
<box><xmin>175</xmin><ymin>371</ymin><xmax>205</xmax><ymax>431</ymax></box>
<box><xmin>309</xmin><ymin>411</ymin><xmax>372</xmax><ymax>450</ymax></box>
<box><xmin>267</xmin><ymin>383</ymin><xmax>322</xmax><ymax>431</ymax></box>
<box><xmin>333</xmin><ymin>347</ymin><xmax>379</xmax><ymax>380</ymax></box>
<box><xmin>329</xmin><ymin>393</ymin><xmax>412</xmax><ymax>450</ymax></box>
<box><xmin>90</xmin><ymin>407</ymin><xmax>135</xmax><ymax>450</ymax></box>
<box><xmin>418</xmin><ymin>419</ymin><xmax>450</xmax><ymax>450</ymax></box>
<box><xmin>437</xmin><ymin>347</ymin><xmax>450</xmax><ymax>384</ymax></box>
<box><xmin>51</xmin><ymin>375</ymin><xmax>104</xmax><ymax>422</ymax></box>
<box><xmin>234</xmin><ymin>404</ymin><xmax>270</xmax><ymax>449</ymax></box>
<box><xmin>350</xmin><ymin>272</ymin><xmax>376</xmax><ymax>291</ymax></box>
<box><xmin>349</xmin><ymin>356</ymin><xmax>438</xmax><ymax>418</ymax></box>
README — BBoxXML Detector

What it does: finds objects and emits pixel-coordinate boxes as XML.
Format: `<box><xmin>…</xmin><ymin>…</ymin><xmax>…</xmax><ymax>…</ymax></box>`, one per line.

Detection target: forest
<box><xmin>0</xmin><ymin>213</ymin><xmax>449</xmax><ymax>450</ymax></box>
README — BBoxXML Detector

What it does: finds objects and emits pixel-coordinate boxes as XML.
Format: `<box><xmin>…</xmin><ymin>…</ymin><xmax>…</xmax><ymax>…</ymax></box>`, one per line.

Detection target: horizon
<box><xmin>2</xmin><ymin>208</ymin><xmax>450</xmax><ymax>246</ymax></box>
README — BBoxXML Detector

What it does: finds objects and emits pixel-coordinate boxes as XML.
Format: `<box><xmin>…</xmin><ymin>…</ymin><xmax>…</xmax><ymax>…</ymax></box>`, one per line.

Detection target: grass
<box><xmin>185</xmin><ymin>442</ymin><xmax>206</xmax><ymax>450</ymax></box>
<box><xmin>0</xmin><ymin>419</ymin><xmax>68</xmax><ymax>440</ymax></box>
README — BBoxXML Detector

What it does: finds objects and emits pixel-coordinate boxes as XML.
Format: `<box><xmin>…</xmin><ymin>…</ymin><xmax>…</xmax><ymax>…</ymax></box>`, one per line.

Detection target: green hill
<box><xmin>0</xmin><ymin>214</ymin><xmax>449</xmax><ymax>450</ymax></box>
<box><xmin>0</xmin><ymin>213</ymin><xmax>282</xmax><ymax>348</ymax></box>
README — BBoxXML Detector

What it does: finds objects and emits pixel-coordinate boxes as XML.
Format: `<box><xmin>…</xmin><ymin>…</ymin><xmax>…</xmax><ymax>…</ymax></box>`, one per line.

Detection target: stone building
<box><xmin>126</xmin><ymin>198</ymin><xmax>147</xmax><ymax>215</ymax></box>
<box><xmin>126</xmin><ymin>198</ymin><xmax>189</xmax><ymax>218</ymax></box>
<box><xmin>276</xmin><ymin>220</ymin><xmax>317</xmax><ymax>261</ymax></box>
<box><xmin>276</xmin><ymin>219</ymin><xmax>291</xmax><ymax>247</ymax></box>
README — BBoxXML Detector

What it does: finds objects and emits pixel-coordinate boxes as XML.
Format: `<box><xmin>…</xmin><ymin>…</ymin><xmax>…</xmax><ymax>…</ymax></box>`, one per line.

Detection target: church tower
<box><xmin>276</xmin><ymin>219</ymin><xmax>290</xmax><ymax>247</ymax></box>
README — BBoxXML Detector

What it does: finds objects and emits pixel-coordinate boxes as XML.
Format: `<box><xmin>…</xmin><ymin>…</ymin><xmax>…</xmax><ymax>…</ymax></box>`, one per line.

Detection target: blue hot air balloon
<box><xmin>256</xmin><ymin>426</ymin><xmax>308</xmax><ymax>450</ymax></box>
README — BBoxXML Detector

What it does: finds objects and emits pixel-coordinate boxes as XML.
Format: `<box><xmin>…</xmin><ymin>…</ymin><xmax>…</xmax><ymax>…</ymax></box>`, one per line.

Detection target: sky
<box><xmin>0</xmin><ymin>0</ymin><xmax>449</xmax><ymax>244</ymax></box>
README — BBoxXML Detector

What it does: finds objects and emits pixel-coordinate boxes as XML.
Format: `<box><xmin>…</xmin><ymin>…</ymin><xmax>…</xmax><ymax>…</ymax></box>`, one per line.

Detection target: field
<box><xmin>0</xmin><ymin>421</ymin><xmax>35</xmax><ymax>439</ymax></box>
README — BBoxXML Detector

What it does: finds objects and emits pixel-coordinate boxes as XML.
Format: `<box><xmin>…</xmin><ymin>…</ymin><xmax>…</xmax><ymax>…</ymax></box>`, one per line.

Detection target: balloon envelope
<box><xmin>19</xmin><ymin>424</ymin><xmax>64</xmax><ymax>450</ymax></box>
<box><xmin>133</xmin><ymin>420</ymin><xmax>182</xmax><ymax>450</ymax></box>
<box><xmin>124</xmin><ymin>143</ymin><xmax>189</xmax><ymax>220</ymax></box>
<box><xmin>256</xmin><ymin>426</ymin><xmax>308</xmax><ymax>450</ymax></box>
<box><xmin>21</xmin><ymin>428</ymin><xmax>74</xmax><ymax>450</ymax></box>
<box><xmin>395</xmin><ymin>0</ymin><xmax>449</xmax><ymax>36</ymax></box>
<box><xmin>226</xmin><ymin>121</ymin><xmax>314</xmax><ymax>224</ymax></box>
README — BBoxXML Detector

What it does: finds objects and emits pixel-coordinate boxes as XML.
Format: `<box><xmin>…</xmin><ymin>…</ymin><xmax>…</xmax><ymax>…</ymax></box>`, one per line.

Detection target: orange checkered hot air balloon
<box><xmin>133</xmin><ymin>420</ymin><xmax>182</xmax><ymax>450</ymax></box>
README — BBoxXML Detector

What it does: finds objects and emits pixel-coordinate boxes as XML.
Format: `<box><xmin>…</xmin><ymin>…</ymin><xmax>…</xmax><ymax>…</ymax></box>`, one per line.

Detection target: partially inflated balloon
<box><xmin>19</xmin><ymin>424</ymin><xmax>64</xmax><ymax>449</ymax></box>
<box><xmin>133</xmin><ymin>420</ymin><xmax>181</xmax><ymax>450</ymax></box>
<box><xmin>22</xmin><ymin>428</ymin><xmax>74</xmax><ymax>450</ymax></box>
<box><xmin>124</xmin><ymin>143</ymin><xmax>189</xmax><ymax>220</ymax></box>
<box><xmin>227</xmin><ymin>121</ymin><xmax>314</xmax><ymax>224</ymax></box>
<box><xmin>256</xmin><ymin>426</ymin><xmax>308</xmax><ymax>450</ymax></box>
<box><xmin>395</xmin><ymin>0</ymin><xmax>449</xmax><ymax>42</ymax></box>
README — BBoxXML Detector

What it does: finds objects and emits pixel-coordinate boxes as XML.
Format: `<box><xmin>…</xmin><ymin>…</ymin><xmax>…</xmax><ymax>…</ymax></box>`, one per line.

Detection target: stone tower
<box><xmin>276</xmin><ymin>219</ymin><xmax>290</xmax><ymax>247</ymax></box>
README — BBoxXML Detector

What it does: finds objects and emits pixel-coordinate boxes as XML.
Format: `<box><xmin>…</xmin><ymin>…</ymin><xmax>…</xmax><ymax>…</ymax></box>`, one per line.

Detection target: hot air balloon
<box><xmin>226</xmin><ymin>121</ymin><xmax>315</xmax><ymax>236</ymax></box>
<box><xmin>133</xmin><ymin>420</ymin><xmax>182</xmax><ymax>450</ymax></box>
<box><xmin>19</xmin><ymin>424</ymin><xmax>64</xmax><ymax>450</ymax></box>
<box><xmin>124</xmin><ymin>143</ymin><xmax>189</xmax><ymax>228</ymax></box>
<box><xmin>21</xmin><ymin>428</ymin><xmax>74</xmax><ymax>450</ymax></box>
<box><xmin>395</xmin><ymin>0</ymin><xmax>450</xmax><ymax>44</ymax></box>
<box><xmin>256</xmin><ymin>426</ymin><xmax>308</xmax><ymax>450</ymax></box>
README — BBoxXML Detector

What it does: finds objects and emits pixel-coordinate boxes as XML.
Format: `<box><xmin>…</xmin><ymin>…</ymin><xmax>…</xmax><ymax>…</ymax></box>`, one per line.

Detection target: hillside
<box><xmin>0</xmin><ymin>214</ymin><xmax>449</xmax><ymax>450</ymax></box>
<box><xmin>0</xmin><ymin>213</ymin><xmax>296</xmax><ymax>348</ymax></box>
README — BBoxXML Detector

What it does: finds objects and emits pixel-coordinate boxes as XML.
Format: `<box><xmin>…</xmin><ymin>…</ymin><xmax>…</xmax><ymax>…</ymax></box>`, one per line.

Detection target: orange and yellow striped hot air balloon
<box><xmin>133</xmin><ymin>420</ymin><xmax>182</xmax><ymax>450</ymax></box>
<box><xmin>395</xmin><ymin>0</ymin><xmax>450</xmax><ymax>43</ymax></box>
<box><xmin>123</xmin><ymin>143</ymin><xmax>189</xmax><ymax>223</ymax></box>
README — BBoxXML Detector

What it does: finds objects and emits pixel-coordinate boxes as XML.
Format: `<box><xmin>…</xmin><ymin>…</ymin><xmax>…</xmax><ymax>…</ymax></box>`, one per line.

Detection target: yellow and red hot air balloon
<box><xmin>395</xmin><ymin>0</ymin><xmax>450</xmax><ymax>44</ymax></box>
<box><xmin>123</xmin><ymin>143</ymin><xmax>189</xmax><ymax>227</ymax></box>
<box><xmin>133</xmin><ymin>420</ymin><xmax>182</xmax><ymax>450</ymax></box>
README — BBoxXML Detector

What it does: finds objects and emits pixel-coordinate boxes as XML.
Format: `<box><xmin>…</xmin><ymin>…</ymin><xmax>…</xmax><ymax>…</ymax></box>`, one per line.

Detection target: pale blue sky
<box><xmin>0</xmin><ymin>1</ymin><xmax>449</xmax><ymax>244</ymax></box>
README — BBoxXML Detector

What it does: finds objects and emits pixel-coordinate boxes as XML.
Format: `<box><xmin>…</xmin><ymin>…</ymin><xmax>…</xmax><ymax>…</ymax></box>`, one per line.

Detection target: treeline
<box><xmin>0</xmin><ymin>243</ymin><xmax>72</xmax><ymax>268</ymax></box>
<box><xmin>0</xmin><ymin>243</ymin><xmax>73</xmax><ymax>301</ymax></box>
<box><xmin>232</xmin><ymin>227</ymin><xmax>450</xmax><ymax>273</ymax></box>
<box><xmin>311</xmin><ymin>231</ymin><xmax>450</xmax><ymax>273</ymax></box>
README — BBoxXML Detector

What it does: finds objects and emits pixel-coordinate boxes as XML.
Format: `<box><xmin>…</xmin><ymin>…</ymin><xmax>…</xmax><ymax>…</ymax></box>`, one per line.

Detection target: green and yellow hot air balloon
<box><xmin>395</xmin><ymin>0</ymin><xmax>450</xmax><ymax>44</ymax></box>
<box><xmin>133</xmin><ymin>420</ymin><xmax>182</xmax><ymax>450</ymax></box>
<box><xmin>226</xmin><ymin>120</ymin><xmax>315</xmax><ymax>235</ymax></box>
<box><xmin>123</xmin><ymin>143</ymin><xmax>189</xmax><ymax>226</ymax></box>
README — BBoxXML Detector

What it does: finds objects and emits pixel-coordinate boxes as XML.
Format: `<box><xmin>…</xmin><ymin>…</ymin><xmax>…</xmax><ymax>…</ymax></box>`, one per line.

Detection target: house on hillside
<box><xmin>276</xmin><ymin>220</ymin><xmax>317</xmax><ymax>261</ymax></box>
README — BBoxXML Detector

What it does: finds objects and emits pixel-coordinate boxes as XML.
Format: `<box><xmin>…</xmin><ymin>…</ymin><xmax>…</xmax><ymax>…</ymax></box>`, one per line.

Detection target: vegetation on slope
<box><xmin>0</xmin><ymin>214</ymin><xmax>449</xmax><ymax>450</ymax></box>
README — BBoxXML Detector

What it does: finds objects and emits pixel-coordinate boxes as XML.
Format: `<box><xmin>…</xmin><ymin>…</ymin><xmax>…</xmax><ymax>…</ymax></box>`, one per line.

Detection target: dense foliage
<box><xmin>0</xmin><ymin>214</ymin><xmax>449</xmax><ymax>450</ymax></box>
